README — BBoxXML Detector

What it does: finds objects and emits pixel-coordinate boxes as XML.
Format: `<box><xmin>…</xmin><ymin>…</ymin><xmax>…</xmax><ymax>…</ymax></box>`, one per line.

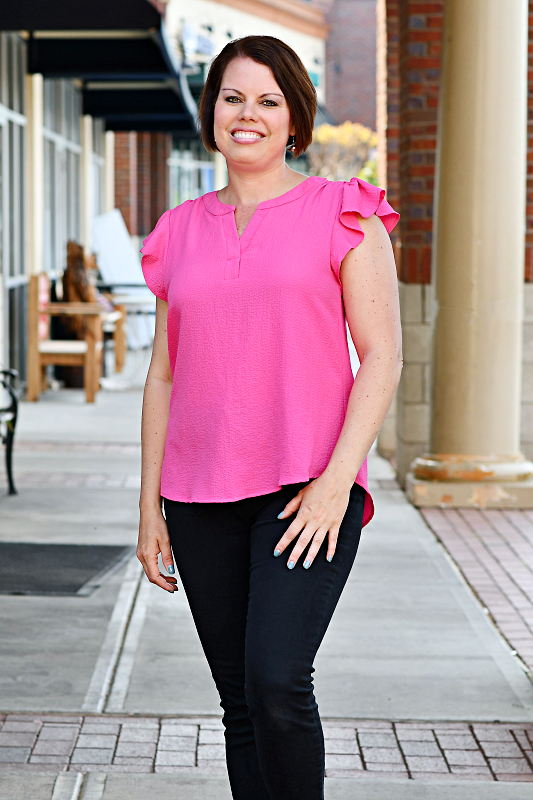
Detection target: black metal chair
<box><xmin>0</xmin><ymin>369</ymin><xmax>18</xmax><ymax>495</ymax></box>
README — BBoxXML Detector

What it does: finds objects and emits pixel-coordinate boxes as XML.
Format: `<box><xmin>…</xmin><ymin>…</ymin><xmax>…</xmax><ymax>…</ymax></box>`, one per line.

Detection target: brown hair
<box><xmin>198</xmin><ymin>36</ymin><xmax>317</xmax><ymax>158</ymax></box>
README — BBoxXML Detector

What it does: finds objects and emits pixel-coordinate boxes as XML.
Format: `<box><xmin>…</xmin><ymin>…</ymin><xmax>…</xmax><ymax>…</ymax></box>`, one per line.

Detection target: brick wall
<box><xmin>325</xmin><ymin>0</ymin><xmax>377</xmax><ymax>128</ymax></box>
<box><xmin>114</xmin><ymin>131</ymin><xmax>171</xmax><ymax>236</ymax></box>
<box><xmin>114</xmin><ymin>132</ymin><xmax>138</xmax><ymax>235</ymax></box>
<box><xmin>397</xmin><ymin>0</ymin><xmax>443</xmax><ymax>284</ymax></box>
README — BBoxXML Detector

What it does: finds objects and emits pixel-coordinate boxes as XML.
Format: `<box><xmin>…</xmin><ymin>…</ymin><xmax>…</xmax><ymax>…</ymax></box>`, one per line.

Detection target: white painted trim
<box><xmin>81</xmin><ymin>114</ymin><xmax>94</xmax><ymax>251</ymax></box>
<box><xmin>42</xmin><ymin>126</ymin><xmax>82</xmax><ymax>154</ymax></box>
<box><xmin>51</xmin><ymin>773</ymin><xmax>84</xmax><ymax>800</ymax></box>
<box><xmin>0</xmin><ymin>104</ymin><xmax>26</xmax><ymax>127</ymax></box>
<box><xmin>106</xmin><ymin>577</ymin><xmax>152</xmax><ymax>712</ymax></box>
<box><xmin>81</xmin><ymin>557</ymin><xmax>143</xmax><ymax>713</ymax></box>
<box><xmin>4</xmin><ymin>275</ymin><xmax>29</xmax><ymax>289</ymax></box>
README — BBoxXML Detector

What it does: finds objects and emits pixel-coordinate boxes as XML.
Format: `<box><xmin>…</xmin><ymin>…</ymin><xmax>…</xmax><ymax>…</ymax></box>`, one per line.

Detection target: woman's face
<box><xmin>213</xmin><ymin>57</ymin><xmax>295</xmax><ymax>171</ymax></box>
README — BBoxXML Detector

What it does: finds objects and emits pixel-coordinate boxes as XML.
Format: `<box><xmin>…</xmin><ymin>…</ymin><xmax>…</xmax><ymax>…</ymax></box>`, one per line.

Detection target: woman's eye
<box><xmin>225</xmin><ymin>96</ymin><xmax>241</xmax><ymax>103</ymax></box>
<box><xmin>262</xmin><ymin>100</ymin><xmax>278</xmax><ymax>107</ymax></box>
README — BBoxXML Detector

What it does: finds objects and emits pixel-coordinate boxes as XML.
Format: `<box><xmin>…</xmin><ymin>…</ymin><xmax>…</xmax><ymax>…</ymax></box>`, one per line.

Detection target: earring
<box><xmin>286</xmin><ymin>135</ymin><xmax>296</xmax><ymax>153</ymax></box>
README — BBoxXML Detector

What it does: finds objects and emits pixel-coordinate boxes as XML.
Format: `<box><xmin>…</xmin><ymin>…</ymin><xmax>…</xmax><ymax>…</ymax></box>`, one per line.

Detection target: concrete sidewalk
<box><xmin>1</xmin><ymin>375</ymin><xmax>533</xmax><ymax>798</ymax></box>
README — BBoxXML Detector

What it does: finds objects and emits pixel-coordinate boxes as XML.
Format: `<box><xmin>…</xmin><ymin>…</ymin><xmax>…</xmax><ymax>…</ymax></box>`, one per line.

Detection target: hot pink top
<box><xmin>141</xmin><ymin>176</ymin><xmax>399</xmax><ymax>527</ymax></box>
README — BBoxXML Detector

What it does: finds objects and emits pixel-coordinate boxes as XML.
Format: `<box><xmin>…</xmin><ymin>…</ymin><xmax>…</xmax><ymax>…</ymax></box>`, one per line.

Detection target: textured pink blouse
<box><xmin>141</xmin><ymin>176</ymin><xmax>399</xmax><ymax>527</ymax></box>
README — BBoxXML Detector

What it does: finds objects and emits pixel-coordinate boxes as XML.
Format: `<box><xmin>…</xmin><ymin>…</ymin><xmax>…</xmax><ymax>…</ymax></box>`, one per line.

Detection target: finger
<box><xmin>302</xmin><ymin>528</ymin><xmax>329</xmax><ymax>569</ymax></box>
<box><xmin>160</xmin><ymin>536</ymin><xmax>175</xmax><ymax>576</ymax></box>
<box><xmin>277</xmin><ymin>491</ymin><xmax>304</xmax><ymax>520</ymax></box>
<box><xmin>273</xmin><ymin>517</ymin><xmax>306</xmax><ymax>556</ymax></box>
<box><xmin>326</xmin><ymin>527</ymin><xmax>340</xmax><ymax>563</ymax></box>
<box><xmin>286</xmin><ymin>523</ymin><xmax>317</xmax><ymax>568</ymax></box>
<box><xmin>138</xmin><ymin>548</ymin><xmax>175</xmax><ymax>592</ymax></box>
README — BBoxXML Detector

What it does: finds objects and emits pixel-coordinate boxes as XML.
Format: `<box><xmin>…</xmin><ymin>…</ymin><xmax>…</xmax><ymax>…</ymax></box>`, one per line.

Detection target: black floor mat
<box><xmin>0</xmin><ymin>543</ymin><xmax>134</xmax><ymax>596</ymax></box>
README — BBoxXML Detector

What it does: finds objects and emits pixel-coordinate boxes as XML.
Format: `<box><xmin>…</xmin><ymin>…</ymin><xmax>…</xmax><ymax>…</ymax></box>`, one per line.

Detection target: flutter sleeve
<box><xmin>331</xmin><ymin>177</ymin><xmax>400</xmax><ymax>279</ymax></box>
<box><xmin>140</xmin><ymin>208</ymin><xmax>171</xmax><ymax>302</ymax></box>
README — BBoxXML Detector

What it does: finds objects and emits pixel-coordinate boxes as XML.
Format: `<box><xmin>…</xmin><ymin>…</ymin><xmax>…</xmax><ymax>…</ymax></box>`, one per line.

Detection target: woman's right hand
<box><xmin>137</xmin><ymin>507</ymin><xmax>178</xmax><ymax>593</ymax></box>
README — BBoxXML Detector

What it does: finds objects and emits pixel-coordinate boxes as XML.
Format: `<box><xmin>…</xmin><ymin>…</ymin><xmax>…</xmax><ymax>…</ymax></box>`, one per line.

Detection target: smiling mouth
<box><xmin>231</xmin><ymin>131</ymin><xmax>264</xmax><ymax>141</ymax></box>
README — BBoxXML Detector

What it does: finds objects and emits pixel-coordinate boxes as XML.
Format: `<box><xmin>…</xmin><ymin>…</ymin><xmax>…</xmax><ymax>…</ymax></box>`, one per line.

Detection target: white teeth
<box><xmin>232</xmin><ymin>131</ymin><xmax>262</xmax><ymax>140</ymax></box>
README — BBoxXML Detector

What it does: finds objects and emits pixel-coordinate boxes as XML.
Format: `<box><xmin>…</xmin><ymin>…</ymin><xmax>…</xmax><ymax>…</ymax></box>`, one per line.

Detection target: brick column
<box><xmin>137</xmin><ymin>132</ymin><xmax>152</xmax><ymax>238</ymax></box>
<box><xmin>114</xmin><ymin>132</ymin><xmax>138</xmax><ymax>236</ymax></box>
<box><xmin>390</xmin><ymin>0</ymin><xmax>444</xmax><ymax>483</ymax></box>
<box><xmin>408</xmin><ymin>0</ymin><xmax>533</xmax><ymax>508</ymax></box>
<box><xmin>150</xmin><ymin>132</ymin><xmax>171</xmax><ymax>230</ymax></box>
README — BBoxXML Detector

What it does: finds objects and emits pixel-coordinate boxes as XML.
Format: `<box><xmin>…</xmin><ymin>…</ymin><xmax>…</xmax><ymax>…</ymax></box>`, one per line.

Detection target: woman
<box><xmin>137</xmin><ymin>35</ymin><xmax>401</xmax><ymax>800</ymax></box>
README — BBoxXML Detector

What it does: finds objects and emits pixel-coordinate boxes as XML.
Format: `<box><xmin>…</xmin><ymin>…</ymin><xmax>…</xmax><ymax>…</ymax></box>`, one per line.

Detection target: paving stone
<box><xmin>473</xmin><ymin>727</ymin><xmax>515</xmax><ymax>742</ymax></box>
<box><xmin>494</xmin><ymin>774</ymin><xmax>533</xmax><ymax>781</ymax></box>
<box><xmin>157</xmin><ymin>736</ymin><xmax>196</xmax><ymax>751</ymax></box>
<box><xmin>405</xmin><ymin>756</ymin><xmax>448</xmax><ymax>773</ymax></box>
<box><xmin>80</xmin><ymin>723</ymin><xmax>120</xmax><ymax>735</ymax></box>
<box><xmin>195</xmin><ymin>762</ymin><xmax>227</xmax><ymax>773</ymax></box>
<box><xmin>362</xmin><ymin>747</ymin><xmax>404</xmax><ymax>764</ymax></box>
<box><xmin>365</xmin><ymin>762</ymin><xmax>407</xmax><ymax>772</ymax></box>
<box><xmin>0</xmin><ymin>747</ymin><xmax>30</xmax><ymax>763</ymax></box>
<box><xmin>324</xmin><ymin>738</ymin><xmax>359</xmax><ymax>754</ymax></box>
<box><xmin>436</xmin><ymin>734</ymin><xmax>479</xmax><ymax>749</ymax></box>
<box><xmin>115</xmin><ymin>742</ymin><xmax>156</xmax><ymax>758</ymax></box>
<box><xmin>322</xmin><ymin>727</ymin><xmax>356</xmax><ymax>739</ymax></box>
<box><xmin>70</xmin><ymin>748</ymin><xmax>114</xmax><ymax>764</ymax></box>
<box><xmin>324</xmin><ymin>754</ymin><xmax>363</xmax><ymax>770</ymax></box>
<box><xmin>358</xmin><ymin>733</ymin><xmax>397</xmax><ymax>748</ymax></box>
<box><xmin>38</xmin><ymin>725</ymin><xmax>79</xmax><ymax>740</ymax></box>
<box><xmin>155</xmin><ymin>750</ymin><xmax>196</xmax><ymax>767</ymax></box>
<box><xmin>1</xmin><ymin>721</ymin><xmax>41</xmax><ymax>733</ymax></box>
<box><xmin>198</xmin><ymin>729</ymin><xmax>225</xmax><ymax>744</ymax></box>
<box><xmin>76</xmin><ymin>734</ymin><xmax>117</xmax><ymax>749</ymax></box>
<box><xmin>481</xmin><ymin>741</ymin><xmax>523</xmax><ymax>758</ymax></box>
<box><xmin>154</xmin><ymin>766</ymin><xmax>198</xmax><ymax>774</ymax></box>
<box><xmin>120</xmin><ymin>720</ymin><xmax>159</xmax><ymax>729</ymax></box>
<box><xmin>197</xmin><ymin>744</ymin><xmax>225</xmax><ymax>760</ymax></box>
<box><xmin>112</xmin><ymin>757</ymin><xmax>154</xmax><ymax>769</ymax></box>
<box><xmin>0</xmin><ymin>732</ymin><xmax>37</xmax><ymax>747</ymax></box>
<box><xmin>400</xmin><ymin>741</ymin><xmax>440</xmax><ymax>757</ymax></box>
<box><xmin>33</xmin><ymin>740</ymin><xmax>75</xmax><ymax>756</ymax></box>
<box><xmin>159</xmin><ymin>724</ymin><xmax>197</xmax><ymax>737</ymax></box>
<box><xmin>489</xmin><ymin>758</ymin><xmax>533</xmax><ymax>773</ymax></box>
<box><xmin>444</xmin><ymin>749</ymin><xmax>487</xmax><ymax>766</ymax></box>
<box><xmin>450</xmin><ymin>764</ymin><xmax>493</xmax><ymax>775</ymax></box>
<box><xmin>69</xmin><ymin>764</ymin><xmax>152</xmax><ymax>773</ymax></box>
<box><xmin>29</xmin><ymin>754</ymin><xmax>70</xmax><ymax>765</ymax></box>
<box><xmin>396</xmin><ymin>730</ymin><xmax>435</xmax><ymax>742</ymax></box>
<box><xmin>411</xmin><ymin>772</ymin><xmax>491</xmax><ymax>781</ymax></box>
<box><xmin>118</xmin><ymin>727</ymin><xmax>158</xmax><ymax>743</ymax></box>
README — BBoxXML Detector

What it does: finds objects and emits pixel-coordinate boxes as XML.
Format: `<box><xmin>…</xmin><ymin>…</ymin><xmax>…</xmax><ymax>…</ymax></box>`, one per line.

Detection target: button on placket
<box><xmin>222</xmin><ymin>214</ymin><xmax>241</xmax><ymax>280</ymax></box>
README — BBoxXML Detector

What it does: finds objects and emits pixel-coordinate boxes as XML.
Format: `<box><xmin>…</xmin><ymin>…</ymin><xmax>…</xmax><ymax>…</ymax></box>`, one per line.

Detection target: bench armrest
<box><xmin>39</xmin><ymin>303</ymin><xmax>104</xmax><ymax>316</ymax></box>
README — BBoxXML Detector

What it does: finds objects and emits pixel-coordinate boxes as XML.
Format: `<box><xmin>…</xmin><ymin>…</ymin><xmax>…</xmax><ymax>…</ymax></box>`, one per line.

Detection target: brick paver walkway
<box><xmin>0</xmin><ymin>715</ymin><xmax>532</xmax><ymax>782</ymax></box>
<box><xmin>421</xmin><ymin>509</ymin><xmax>533</xmax><ymax>672</ymax></box>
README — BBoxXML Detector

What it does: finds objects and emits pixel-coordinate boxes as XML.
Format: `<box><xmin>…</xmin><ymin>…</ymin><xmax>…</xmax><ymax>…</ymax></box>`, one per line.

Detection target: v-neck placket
<box><xmin>203</xmin><ymin>176</ymin><xmax>322</xmax><ymax>281</ymax></box>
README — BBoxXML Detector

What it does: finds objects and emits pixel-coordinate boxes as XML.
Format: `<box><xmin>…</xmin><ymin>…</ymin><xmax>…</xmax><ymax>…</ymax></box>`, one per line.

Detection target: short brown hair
<box><xmin>198</xmin><ymin>36</ymin><xmax>317</xmax><ymax>158</ymax></box>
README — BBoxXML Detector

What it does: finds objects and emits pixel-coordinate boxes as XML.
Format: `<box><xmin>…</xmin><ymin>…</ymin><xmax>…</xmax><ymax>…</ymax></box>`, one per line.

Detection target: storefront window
<box><xmin>168</xmin><ymin>140</ymin><xmax>214</xmax><ymax>207</ymax></box>
<box><xmin>43</xmin><ymin>79</ymin><xmax>82</xmax><ymax>276</ymax></box>
<box><xmin>0</xmin><ymin>32</ymin><xmax>27</xmax><ymax>376</ymax></box>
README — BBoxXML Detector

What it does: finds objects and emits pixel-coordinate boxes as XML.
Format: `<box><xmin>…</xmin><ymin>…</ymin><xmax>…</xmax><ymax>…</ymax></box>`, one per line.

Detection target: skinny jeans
<box><xmin>164</xmin><ymin>480</ymin><xmax>365</xmax><ymax>800</ymax></box>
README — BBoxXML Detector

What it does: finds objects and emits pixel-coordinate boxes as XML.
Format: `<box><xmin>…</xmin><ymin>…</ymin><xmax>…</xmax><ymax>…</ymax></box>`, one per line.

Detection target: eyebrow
<box><xmin>221</xmin><ymin>87</ymin><xmax>284</xmax><ymax>98</ymax></box>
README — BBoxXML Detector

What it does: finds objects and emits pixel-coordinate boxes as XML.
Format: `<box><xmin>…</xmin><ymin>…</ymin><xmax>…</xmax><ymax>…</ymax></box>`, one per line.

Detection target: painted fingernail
<box><xmin>277</xmin><ymin>512</ymin><xmax>284</xmax><ymax>519</ymax></box>
<box><xmin>327</xmin><ymin>555</ymin><xmax>333</xmax><ymax>562</ymax></box>
<box><xmin>167</xmin><ymin>565</ymin><xmax>175</xmax><ymax>574</ymax></box>
<box><xmin>273</xmin><ymin>549</ymin><xmax>281</xmax><ymax>557</ymax></box>
<box><xmin>304</xmin><ymin>560</ymin><xmax>311</xmax><ymax>569</ymax></box>
<box><xmin>288</xmin><ymin>561</ymin><xmax>295</xmax><ymax>570</ymax></box>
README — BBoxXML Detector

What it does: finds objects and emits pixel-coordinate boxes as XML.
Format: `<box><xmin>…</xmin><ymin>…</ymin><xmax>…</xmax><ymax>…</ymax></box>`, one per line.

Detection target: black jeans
<box><xmin>164</xmin><ymin>481</ymin><xmax>365</xmax><ymax>800</ymax></box>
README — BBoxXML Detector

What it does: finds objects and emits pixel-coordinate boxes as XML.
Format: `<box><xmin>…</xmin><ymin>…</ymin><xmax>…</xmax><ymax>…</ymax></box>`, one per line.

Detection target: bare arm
<box><xmin>275</xmin><ymin>213</ymin><xmax>402</xmax><ymax>567</ymax></box>
<box><xmin>137</xmin><ymin>297</ymin><xmax>177</xmax><ymax>592</ymax></box>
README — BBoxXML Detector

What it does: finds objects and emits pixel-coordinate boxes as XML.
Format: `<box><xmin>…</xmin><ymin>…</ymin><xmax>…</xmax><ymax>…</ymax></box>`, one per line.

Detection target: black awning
<box><xmin>0</xmin><ymin>0</ymin><xmax>161</xmax><ymax>31</ymax></box>
<box><xmin>1</xmin><ymin>0</ymin><xmax>198</xmax><ymax>136</ymax></box>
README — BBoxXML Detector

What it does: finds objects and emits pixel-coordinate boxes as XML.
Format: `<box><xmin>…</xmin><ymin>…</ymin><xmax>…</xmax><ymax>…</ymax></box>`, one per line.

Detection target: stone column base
<box><xmin>406</xmin><ymin>474</ymin><xmax>533</xmax><ymax>509</ymax></box>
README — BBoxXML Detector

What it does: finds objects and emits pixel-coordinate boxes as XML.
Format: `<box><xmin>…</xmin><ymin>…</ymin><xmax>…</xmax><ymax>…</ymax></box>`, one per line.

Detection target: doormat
<box><xmin>0</xmin><ymin>543</ymin><xmax>134</xmax><ymax>596</ymax></box>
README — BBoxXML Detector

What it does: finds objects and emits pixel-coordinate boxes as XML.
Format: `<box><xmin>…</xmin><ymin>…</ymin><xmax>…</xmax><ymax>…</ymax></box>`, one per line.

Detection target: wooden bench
<box><xmin>27</xmin><ymin>273</ymin><xmax>104</xmax><ymax>403</ymax></box>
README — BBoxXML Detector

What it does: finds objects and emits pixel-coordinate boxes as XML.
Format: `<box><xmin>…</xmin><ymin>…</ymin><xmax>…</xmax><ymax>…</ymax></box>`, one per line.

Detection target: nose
<box><xmin>239</xmin><ymin>100</ymin><xmax>259</xmax><ymax>121</ymax></box>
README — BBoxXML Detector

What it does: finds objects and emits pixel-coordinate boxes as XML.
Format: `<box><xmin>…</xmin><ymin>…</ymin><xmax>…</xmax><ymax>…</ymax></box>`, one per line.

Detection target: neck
<box><xmin>220</xmin><ymin>160</ymin><xmax>303</xmax><ymax>207</ymax></box>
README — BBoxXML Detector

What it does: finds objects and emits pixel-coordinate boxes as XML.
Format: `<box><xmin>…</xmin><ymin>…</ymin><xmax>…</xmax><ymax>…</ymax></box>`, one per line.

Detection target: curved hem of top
<box><xmin>161</xmin><ymin>475</ymin><xmax>373</xmax><ymax>526</ymax></box>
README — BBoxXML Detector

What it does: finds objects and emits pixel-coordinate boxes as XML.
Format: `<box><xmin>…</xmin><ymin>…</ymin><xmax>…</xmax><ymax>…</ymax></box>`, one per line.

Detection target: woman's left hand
<box><xmin>274</xmin><ymin>472</ymin><xmax>353</xmax><ymax>568</ymax></box>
